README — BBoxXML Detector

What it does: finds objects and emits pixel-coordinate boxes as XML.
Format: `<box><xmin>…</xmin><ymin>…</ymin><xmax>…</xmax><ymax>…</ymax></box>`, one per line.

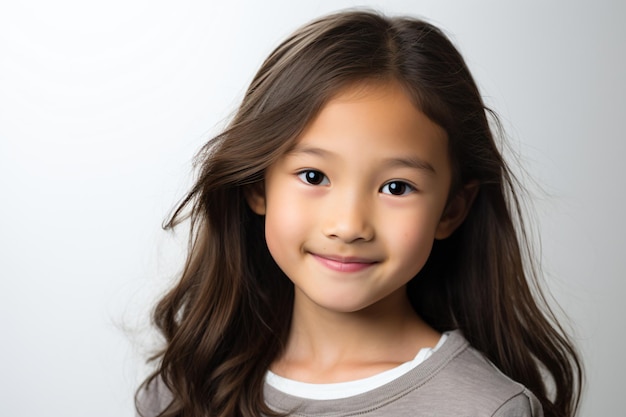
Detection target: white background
<box><xmin>1</xmin><ymin>1</ymin><xmax>623</xmax><ymax>416</ymax></box>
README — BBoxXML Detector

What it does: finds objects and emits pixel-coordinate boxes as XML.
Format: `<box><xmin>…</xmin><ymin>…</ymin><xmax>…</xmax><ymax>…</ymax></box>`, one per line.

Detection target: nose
<box><xmin>322</xmin><ymin>191</ymin><xmax>375</xmax><ymax>243</ymax></box>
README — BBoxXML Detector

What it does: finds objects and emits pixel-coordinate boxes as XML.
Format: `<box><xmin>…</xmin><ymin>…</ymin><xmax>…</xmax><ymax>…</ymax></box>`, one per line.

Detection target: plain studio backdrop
<box><xmin>1</xmin><ymin>1</ymin><xmax>623</xmax><ymax>416</ymax></box>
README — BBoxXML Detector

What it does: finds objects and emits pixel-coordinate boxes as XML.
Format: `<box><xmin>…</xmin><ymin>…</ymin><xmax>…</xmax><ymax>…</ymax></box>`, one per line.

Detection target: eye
<box><xmin>380</xmin><ymin>181</ymin><xmax>415</xmax><ymax>196</ymax></box>
<box><xmin>297</xmin><ymin>170</ymin><xmax>330</xmax><ymax>186</ymax></box>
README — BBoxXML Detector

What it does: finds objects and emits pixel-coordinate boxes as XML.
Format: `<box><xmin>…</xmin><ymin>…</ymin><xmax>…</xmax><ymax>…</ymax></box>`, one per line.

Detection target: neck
<box><xmin>272</xmin><ymin>287</ymin><xmax>440</xmax><ymax>383</ymax></box>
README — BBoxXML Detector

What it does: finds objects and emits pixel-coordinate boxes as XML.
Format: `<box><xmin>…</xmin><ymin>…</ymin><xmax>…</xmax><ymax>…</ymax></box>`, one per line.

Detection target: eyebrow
<box><xmin>288</xmin><ymin>145</ymin><xmax>437</xmax><ymax>175</ymax></box>
<box><xmin>381</xmin><ymin>156</ymin><xmax>437</xmax><ymax>175</ymax></box>
<box><xmin>287</xmin><ymin>145</ymin><xmax>332</xmax><ymax>159</ymax></box>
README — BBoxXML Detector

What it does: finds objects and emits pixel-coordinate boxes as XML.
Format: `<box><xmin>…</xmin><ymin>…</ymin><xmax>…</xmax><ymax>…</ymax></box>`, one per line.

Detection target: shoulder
<box><xmin>135</xmin><ymin>374</ymin><xmax>173</xmax><ymax>417</ymax></box>
<box><xmin>415</xmin><ymin>330</ymin><xmax>543</xmax><ymax>417</ymax></box>
<box><xmin>492</xmin><ymin>391</ymin><xmax>544</xmax><ymax>417</ymax></box>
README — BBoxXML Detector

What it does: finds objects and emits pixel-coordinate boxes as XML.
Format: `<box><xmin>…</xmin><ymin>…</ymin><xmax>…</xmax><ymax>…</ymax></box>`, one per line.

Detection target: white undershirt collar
<box><xmin>265</xmin><ymin>332</ymin><xmax>448</xmax><ymax>400</ymax></box>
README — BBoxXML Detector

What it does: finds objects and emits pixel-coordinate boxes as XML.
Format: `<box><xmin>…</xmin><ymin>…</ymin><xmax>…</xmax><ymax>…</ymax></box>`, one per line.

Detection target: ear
<box><xmin>435</xmin><ymin>181</ymin><xmax>479</xmax><ymax>240</ymax></box>
<box><xmin>244</xmin><ymin>183</ymin><xmax>266</xmax><ymax>215</ymax></box>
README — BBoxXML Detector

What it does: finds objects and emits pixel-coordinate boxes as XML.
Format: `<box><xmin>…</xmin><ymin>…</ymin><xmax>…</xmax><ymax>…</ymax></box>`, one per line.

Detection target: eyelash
<box><xmin>297</xmin><ymin>169</ymin><xmax>330</xmax><ymax>186</ymax></box>
<box><xmin>380</xmin><ymin>181</ymin><xmax>415</xmax><ymax>196</ymax></box>
<box><xmin>296</xmin><ymin>170</ymin><xmax>416</xmax><ymax>196</ymax></box>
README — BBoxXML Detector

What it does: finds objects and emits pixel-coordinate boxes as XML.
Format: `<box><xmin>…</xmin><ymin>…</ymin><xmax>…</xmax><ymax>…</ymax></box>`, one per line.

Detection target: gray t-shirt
<box><xmin>264</xmin><ymin>330</ymin><xmax>543</xmax><ymax>417</ymax></box>
<box><xmin>137</xmin><ymin>330</ymin><xmax>543</xmax><ymax>417</ymax></box>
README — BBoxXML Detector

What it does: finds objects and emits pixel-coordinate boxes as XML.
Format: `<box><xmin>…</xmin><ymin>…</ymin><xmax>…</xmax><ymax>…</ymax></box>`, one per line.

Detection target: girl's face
<box><xmin>248</xmin><ymin>81</ymin><xmax>468</xmax><ymax>316</ymax></box>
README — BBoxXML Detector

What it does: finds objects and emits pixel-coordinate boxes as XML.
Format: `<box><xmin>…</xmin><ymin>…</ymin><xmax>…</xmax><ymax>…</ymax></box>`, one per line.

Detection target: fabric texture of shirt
<box><xmin>264</xmin><ymin>330</ymin><xmax>543</xmax><ymax>417</ymax></box>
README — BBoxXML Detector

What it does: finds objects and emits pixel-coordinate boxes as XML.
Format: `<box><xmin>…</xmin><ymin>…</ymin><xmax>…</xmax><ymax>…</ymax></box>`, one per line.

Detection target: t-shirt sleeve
<box><xmin>492</xmin><ymin>389</ymin><xmax>544</xmax><ymax>417</ymax></box>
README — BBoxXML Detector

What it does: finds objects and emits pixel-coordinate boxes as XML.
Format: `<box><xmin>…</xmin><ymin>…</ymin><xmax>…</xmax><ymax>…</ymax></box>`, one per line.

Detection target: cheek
<box><xmin>402</xmin><ymin>228</ymin><xmax>434</xmax><ymax>259</ymax></box>
<box><xmin>388</xmin><ymin>213</ymin><xmax>439</xmax><ymax>274</ymax></box>
<box><xmin>263</xmin><ymin>197</ymin><xmax>310</xmax><ymax>262</ymax></box>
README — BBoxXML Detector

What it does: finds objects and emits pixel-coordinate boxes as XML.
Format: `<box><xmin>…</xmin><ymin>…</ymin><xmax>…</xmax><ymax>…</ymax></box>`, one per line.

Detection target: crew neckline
<box><xmin>264</xmin><ymin>330</ymin><xmax>470</xmax><ymax>416</ymax></box>
<box><xmin>265</xmin><ymin>333</ymin><xmax>448</xmax><ymax>400</ymax></box>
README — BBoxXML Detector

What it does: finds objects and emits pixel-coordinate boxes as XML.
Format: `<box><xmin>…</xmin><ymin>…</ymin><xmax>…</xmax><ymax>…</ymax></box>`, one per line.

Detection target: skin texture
<box><xmin>248</xmin><ymin>81</ymin><xmax>474</xmax><ymax>383</ymax></box>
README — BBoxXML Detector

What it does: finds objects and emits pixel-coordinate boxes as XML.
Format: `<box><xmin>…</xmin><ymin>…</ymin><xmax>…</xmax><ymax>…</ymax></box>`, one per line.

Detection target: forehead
<box><xmin>295</xmin><ymin>80</ymin><xmax>447</xmax><ymax>154</ymax></box>
<box><xmin>283</xmin><ymin>80</ymin><xmax>451</xmax><ymax>181</ymax></box>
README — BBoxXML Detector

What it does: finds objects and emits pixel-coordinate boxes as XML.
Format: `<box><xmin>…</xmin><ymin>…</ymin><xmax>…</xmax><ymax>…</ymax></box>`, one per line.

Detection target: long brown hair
<box><xmin>137</xmin><ymin>10</ymin><xmax>583</xmax><ymax>417</ymax></box>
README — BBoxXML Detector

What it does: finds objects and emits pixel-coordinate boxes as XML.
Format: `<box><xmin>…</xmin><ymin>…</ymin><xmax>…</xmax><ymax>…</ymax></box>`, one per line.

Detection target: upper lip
<box><xmin>311</xmin><ymin>253</ymin><xmax>379</xmax><ymax>264</ymax></box>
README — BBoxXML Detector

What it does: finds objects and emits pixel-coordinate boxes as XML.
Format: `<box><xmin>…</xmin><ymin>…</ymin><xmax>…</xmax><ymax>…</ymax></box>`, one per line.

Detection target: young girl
<box><xmin>137</xmin><ymin>10</ymin><xmax>583</xmax><ymax>417</ymax></box>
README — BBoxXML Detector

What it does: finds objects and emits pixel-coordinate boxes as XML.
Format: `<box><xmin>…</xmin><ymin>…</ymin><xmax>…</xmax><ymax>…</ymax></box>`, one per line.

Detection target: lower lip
<box><xmin>312</xmin><ymin>254</ymin><xmax>376</xmax><ymax>273</ymax></box>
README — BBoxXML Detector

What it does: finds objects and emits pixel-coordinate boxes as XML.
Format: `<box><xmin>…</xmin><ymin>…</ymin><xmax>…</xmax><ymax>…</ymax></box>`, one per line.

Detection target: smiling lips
<box><xmin>311</xmin><ymin>253</ymin><xmax>378</xmax><ymax>273</ymax></box>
